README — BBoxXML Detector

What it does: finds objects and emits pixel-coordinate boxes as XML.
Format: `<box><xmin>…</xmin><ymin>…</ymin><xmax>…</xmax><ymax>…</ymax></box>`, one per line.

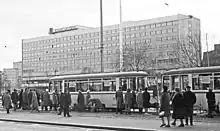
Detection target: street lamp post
<box><xmin>119</xmin><ymin>0</ymin><xmax>123</xmax><ymax>72</ymax></box>
<box><xmin>100</xmin><ymin>0</ymin><xmax>104</xmax><ymax>73</ymax></box>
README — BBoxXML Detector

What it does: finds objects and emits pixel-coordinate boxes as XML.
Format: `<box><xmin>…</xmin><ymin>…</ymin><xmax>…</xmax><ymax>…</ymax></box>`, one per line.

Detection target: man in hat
<box><xmin>183</xmin><ymin>86</ymin><xmax>197</xmax><ymax>126</ymax></box>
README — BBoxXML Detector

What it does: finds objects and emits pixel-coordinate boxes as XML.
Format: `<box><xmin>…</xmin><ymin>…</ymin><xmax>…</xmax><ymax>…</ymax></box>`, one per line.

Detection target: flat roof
<box><xmin>162</xmin><ymin>66</ymin><xmax>220</xmax><ymax>75</ymax></box>
<box><xmin>50</xmin><ymin>71</ymin><xmax>148</xmax><ymax>81</ymax></box>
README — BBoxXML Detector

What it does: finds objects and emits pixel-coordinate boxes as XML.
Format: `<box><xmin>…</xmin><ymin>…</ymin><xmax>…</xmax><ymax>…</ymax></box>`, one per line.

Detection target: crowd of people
<box><xmin>159</xmin><ymin>85</ymin><xmax>217</xmax><ymax>128</ymax></box>
<box><xmin>0</xmin><ymin>85</ymin><xmax>218</xmax><ymax>125</ymax></box>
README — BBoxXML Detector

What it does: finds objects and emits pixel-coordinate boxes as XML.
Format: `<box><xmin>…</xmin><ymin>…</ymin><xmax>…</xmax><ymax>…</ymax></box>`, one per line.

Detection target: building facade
<box><xmin>203</xmin><ymin>44</ymin><xmax>220</xmax><ymax>66</ymax></box>
<box><xmin>22</xmin><ymin>14</ymin><xmax>201</xmax><ymax>88</ymax></box>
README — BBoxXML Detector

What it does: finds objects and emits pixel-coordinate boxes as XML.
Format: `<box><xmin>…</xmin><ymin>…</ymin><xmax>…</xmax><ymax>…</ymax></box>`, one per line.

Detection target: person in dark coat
<box><xmin>60</xmin><ymin>89</ymin><xmax>71</xmax><ymax>117</ymax></box>
<box><xmin>18</xmin><ymin>89</ymin><xmax>23</xmax><ymax>109</ymax></box>
<box><xmin>125</xmin><ymin>88</ymin><xmax>132</xmax><ymax>115</ymax></box>
<box><xmin>28</xmin><ymin>89</ymin><xmax>33</xmax><ymax>110</ymax></box>
<box><xmin>115</xmin><ymin>86</ymin><xmax>123</xmax><ymax>114</ymax></box>
<box><xmin>160</xmin><ymin>86</ymin><xmax>171</xmax><ymax>127</ymax></box>
<box><xmin>183</xmin><ymin>86</ymin><xmax>197</xmax><ymax>126</ymax></box>
<box><xmin>11</xmin><ymin>89</ymin><xmax>19</xmax><ymax>111</ymax></box>
<box><xmin>77</xmin><ymin>90</ymin><xmax>85</xmax><ymax>112</ymax></box>
<box><xmin>136</xmin><ymin>88</ymin><xmax>143</xmax><ymax>113</ymax></box>
<box><xmin>131</xmin><ymin>89</ymin><xmax>137</xmax><ymax>111</ymax></box>
<box><xmin>206</xmin><ymin>88</ymin><xmax>216</xmax><ymax>118</ymax></box>
<box><xmin>22</xmin><ymin>88</ymin><xmax>29</xmax><ymax>110</ymax></box>
<box><xmin>171</xmin><ymin>88</ymin><xmax>185</xmax><ymax>127</ymax></box>
<box><xmin>143</xmin><ymin>88</ymin><xmax>150</xmax><ymax>113</ymax></box>
<box><xmin>42</xmin><ymin>89</ymin><xmax>50</xmax><ymax>111</ymax></box>
<box><xmin>3</xmin><ymin>91</ymin><xmax>12</xmax><ymax>114</ymax></box>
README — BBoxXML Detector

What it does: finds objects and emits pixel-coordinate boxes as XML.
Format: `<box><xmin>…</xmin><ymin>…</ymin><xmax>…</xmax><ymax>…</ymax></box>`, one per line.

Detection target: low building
<box><xmin>203</xmin><ymin>44</ymin><xmax>220</xmax><ymax>66</ymax></box>
<box><xmin>3</xmin><ymin>68</ymin><xmax>19</xmax><ymax>91</ymax></box>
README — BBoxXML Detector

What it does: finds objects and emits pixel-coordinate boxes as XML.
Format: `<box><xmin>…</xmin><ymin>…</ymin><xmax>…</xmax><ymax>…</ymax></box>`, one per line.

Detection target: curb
<box><xmin>0</xmin><ymin>118</ymin><xmax>156</xmax><ymax>131</ymax></box>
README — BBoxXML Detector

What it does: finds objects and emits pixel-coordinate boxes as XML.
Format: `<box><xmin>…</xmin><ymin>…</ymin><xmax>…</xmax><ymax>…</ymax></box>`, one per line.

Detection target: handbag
<box><xmin>159</xmin><ymin>111</ymin><xmax>165</xmax><ymax>117</ymax></box>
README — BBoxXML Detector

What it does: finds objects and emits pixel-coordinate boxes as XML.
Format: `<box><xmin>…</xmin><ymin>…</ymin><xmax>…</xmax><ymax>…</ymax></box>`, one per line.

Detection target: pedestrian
<box><xmin>42</xmin><ymin>89</ymin><xmax>50</xmax><ymax>111</ymax></box>
<box><xmin>77</xmin><ymin>90</ymin><xmax>85</xmax><ymax>112</ymax></box>
<box><xmin>183</xmin><ymin>86</ymin><xmax>197</xmax><ymax>126</ymax></box>
<box><xmin>18</xmin><ymin>89</ymin><xmax>23</xmax><ymax>109</ymax></box>
<box><xmin>11</xmin><ymin>89</ymin><xmax>19</xmax><ymax>111</ymax></box>
<box><xmin>57</xmin><ymin>90</ymin><xmax>63</xmax><ymax>115</ymax></box>
<box><xmin>52</xmin><ymin>89</ymin><xmax>59</xmax><ymax>111</ymax></box>
<box><xmin>22</xmin><ymin>88</ymin><xmax>29</xmax><ymax>110</ymax></box>
<box><xmin>31</xmin><ymin>89</ymin><xmax>40</xmax><ymax>112</ymax></box>
<box><xmin>159</xmin><ymin>86</ymin><xmax>171</xmax><ymax>128</ymax></box>
<box><xmin>3</xmin><ymin>90</ymin><xmax>12</xmax><ymax>114</ymax></box>
<box><xmin>206</xmin><ymin>88</ymin><xmax>216</xmax><ymax>118</ymax></box>
<box><xmin>60</xmin><ymin>89</ymin><xmax>72</xmax><ymax>117</ymax></box>
<box><xmin>85</xmin><ymin>90</ymin><xmax>91</xmax><ymax>107</ymax></box>
<box><xmin>115</xmin><ymin>86</ymin><xmax>123</xmax><ymax>114</ymax></box>
<box><xmin>125</xmin><ymin>88</ymin><xmax>132</xmax><ymax>115</ymax></box>
<box><xmin>136</xmin><ymin>88</ymin><xmax>143</xmax><ymax>114</ymax></box>
<box><xmin>171</xmin><ymin>88</ymin><xmax>185</xmax><ymax>127</ymax></box>
<box><xmin>28</xmin><ymin>89</ymin><xmax>33</xmax><ymax>110</ymax></box>
<box><xmin>131</xmin><ymin>89</ymin><xmax>137</xmax><ymax>112</ymax></box>
<box><xmin>143</xmin><ymin>87</ymin><xmax>150</xmax><ymax>113</ymax></box>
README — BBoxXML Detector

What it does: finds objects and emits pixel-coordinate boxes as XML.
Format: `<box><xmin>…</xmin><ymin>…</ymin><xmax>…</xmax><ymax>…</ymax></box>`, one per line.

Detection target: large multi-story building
<box><xmin>203</xmin><ymin>44</ymin><xmax>220</xmax><ymax>66</ymax></box>
<box><xmin>22</xmin><ymin>14</ymin><xmax>201</xmax><ymax>88</ymax></box>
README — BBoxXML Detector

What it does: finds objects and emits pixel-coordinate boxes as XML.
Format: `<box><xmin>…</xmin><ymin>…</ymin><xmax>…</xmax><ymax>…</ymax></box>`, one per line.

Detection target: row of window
<box><xmin>23</xmin><ymin>20</ymin><xmax>178</xmax><ymax>48</ymax></box>
<box><xmin>24</xmin><ymin>27</ymin><xmax>178</xmax><ymax>51</ymax></box>
<box><xmin>23</xmin><ymin>63</ymin><xmax>115</xmax><ymax>73</ymax></box>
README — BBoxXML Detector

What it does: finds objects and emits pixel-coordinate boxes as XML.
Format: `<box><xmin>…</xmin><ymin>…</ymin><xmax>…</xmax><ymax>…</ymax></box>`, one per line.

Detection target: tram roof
<box><xmin>162</xmin><ymin>66</ymin><xmax>220</xmax><ymax>75</ymax></box>
<box><xmin>50</xmin><ymin>71</ymin><xmax>148</xmax><ymax>81</ymax></box>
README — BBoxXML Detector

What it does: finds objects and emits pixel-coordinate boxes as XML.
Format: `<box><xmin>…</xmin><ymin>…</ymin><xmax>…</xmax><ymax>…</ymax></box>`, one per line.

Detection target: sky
<box><xmin>0</xmin><ymin>0</ymin><xmax>220</xmax><ymax>70</ymax></box>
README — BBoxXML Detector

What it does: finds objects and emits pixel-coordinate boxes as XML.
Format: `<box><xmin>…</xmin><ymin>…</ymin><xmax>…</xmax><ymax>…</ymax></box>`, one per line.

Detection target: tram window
<box><xmin>214</xmin><ymin>77</ymin><xmax>220</xmax><ymax>90</ymax></box>
<box><xmin>192</xmin><ymin>75</ymin><xmax>211</xmax><ymax>90</ymax></box>
<box><xmin>76</xmin><ymin>83</ymin><xmax>89</xmax><ymax>92</ymax></box>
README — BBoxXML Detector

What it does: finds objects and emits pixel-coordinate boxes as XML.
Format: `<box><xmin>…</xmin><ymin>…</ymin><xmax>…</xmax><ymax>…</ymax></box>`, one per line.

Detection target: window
<box><xmin>162</xmin><ymin>29</ymin><xmax>167</xmax><ymax>34</ymax></box>
<box><xmin>156</xmin><ymin>23</ymin><xmax>161</xmax><ymax>28</ymax></box>
<box><xmin>156</xmin><ymin>30</ymin><xmax>162</xmax><ymax>35</ymax></box>
<box><xmin>172</xmin><ymin>28</ymin><xmax>178</xmax><ymax>32</ymax></box>
<box><xmin>167</xmin><ymin>28</ymin><xmax>173</xmax><ymax>33</ymax></box>
<box><xmin>135</xmin><ymin>33</ymin><xmax>140</xmax><ymax>37</ymax></box>
<box><xmin>167</xmin><ymin>21</ymin><xmax>173</xmax><ymax>26</ymax></box>
<box><xmin>192</xmin><ymin>74</ymin><xmax>212</xmax><ymax>90</ymax></box>
<box><xmin>150</xmin><ymin>24</ymin><xmax>156</xmax><ymax>28</ymax></box>
<box><xmin>150</xmin><ymin>31</ymin><xmax>155</xmax><ymax>36</ymax></box>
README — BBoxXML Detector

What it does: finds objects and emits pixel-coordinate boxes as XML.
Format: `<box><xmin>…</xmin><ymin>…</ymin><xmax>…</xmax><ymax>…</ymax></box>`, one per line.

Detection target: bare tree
<box><xmin>112</xmin><ymin>43</ymin><xmax>152</xmax><ymax>72</ymax></box>
<box><xmin>167</xmin><ymin>34</ymin><xmax>201</xmax><ymax>68</ymax></box>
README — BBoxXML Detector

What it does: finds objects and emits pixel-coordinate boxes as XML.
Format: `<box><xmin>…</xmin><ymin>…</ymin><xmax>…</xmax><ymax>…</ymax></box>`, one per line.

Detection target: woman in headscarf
<box><xmin>171</xmin><ymin>88</ymin><xmax>185</xmax><ymax>127</ymax></box>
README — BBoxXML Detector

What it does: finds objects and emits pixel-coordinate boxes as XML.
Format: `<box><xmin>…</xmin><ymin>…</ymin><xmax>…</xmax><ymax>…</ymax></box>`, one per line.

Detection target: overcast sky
<box><xmin>0</xmin><ymin>0</ymin><xmax>220</xmax><ymax>70</ymax></box>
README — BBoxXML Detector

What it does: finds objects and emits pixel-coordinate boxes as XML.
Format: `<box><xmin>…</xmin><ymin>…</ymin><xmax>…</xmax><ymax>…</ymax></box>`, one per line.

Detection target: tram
<box><xmin>49</xmin><ymin>71</ymin><xmax>148</xmax><ymax>109</ymax></box>
<box><xmin>161</xmin><ymin>66</ymin><xmax>220</xmax><ymax>110</ymax></box>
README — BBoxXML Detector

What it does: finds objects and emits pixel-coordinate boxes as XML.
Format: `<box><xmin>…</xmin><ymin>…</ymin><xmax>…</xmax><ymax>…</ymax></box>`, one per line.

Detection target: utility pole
<box><xmin>206</xmin><ymin>33</ymin><xmax>210</xmax><ymax>67</ymax></box>
<box><xmin>100</xmin><ymin>0</ymin><xmax>104</xmax><ymax>73</ymax></box>
<box><xmin>119</xmin><ymin>0</ymin><xmax>123</xmax><ymax>72</ymax></box>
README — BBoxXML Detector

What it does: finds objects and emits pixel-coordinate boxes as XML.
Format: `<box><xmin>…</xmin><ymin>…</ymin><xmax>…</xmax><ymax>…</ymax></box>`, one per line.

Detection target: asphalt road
<box><xmin>0</xmin><ymin>121</ymin><xmax>112</xmax><ymax>131</ymax></box>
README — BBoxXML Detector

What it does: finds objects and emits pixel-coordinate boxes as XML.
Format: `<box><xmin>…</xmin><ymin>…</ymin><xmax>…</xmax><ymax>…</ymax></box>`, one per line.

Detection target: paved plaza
<box><xmin>0</xmin><ymin>110</ymin><xmax>219</xmax><ymax>131</ymax></box>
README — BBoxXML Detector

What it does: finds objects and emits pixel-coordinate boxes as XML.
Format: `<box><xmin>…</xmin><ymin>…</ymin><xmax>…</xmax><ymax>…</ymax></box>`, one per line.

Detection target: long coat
<box><xmin>131</xmin><ymin>90</ymin><xmax>137</xmax><ymax>108</ymax></box>
<box><xmin>125</xmin><ymin>92</ymin><xmax>132</xmax><ymax>106</ymax></box>
<box><xmin>85</xmin><ymin>93</ymin><xmax>91</xmax><ymax>106</ymax></box>
<box><xmin>115</xmin><ymin>90</ymin><xmax>123</xmax><ymax>108</ymax></box>
<box><xmin>31</xmin><ymin>92</ymin><xmax>39</xmax><ymax>110</ymax></box>
<box><xmin>172</xmin><ymin>93</ymin><xmax>185</xmax><ymax>119</ymax></box>
<box><xmin>160</xmin><ymin>91</ymin><xmax>171</xmax><ymax>117</ymax></box>
<box><xmin>183</xmin><ymin>91</ymin><xmax>196</xmax><ymax>116</ymax></box>
<box><xmin>22</xmin><ymin>91</ymin><xmax>28</xmax><ymax>104</ymax></box>
<box><xmin>60</xmin><ymin>93</ymin><xmax>71</xmax><ymax>108</ymax></box>
<box><xmin>143</xmin><ymin>91</ymin><xmax>150</xmax><ymax>108</ymax></box>
<box><xmin>136</xmin><ymin>92</ymin><xmax>143</xmax><ymax>108</ymax></box>
<box><xmin>52</xmin><ymin>93</ymin><xmax>59</xmax><ymax>105</ymax></box>
<box><xmin>3</xmin><ymin>94</ymin><xmax>12</xmax><ymax>109</ymax></box>
<box><xmin>42</xmin><ymin>92</ymin><xmax>50</xmax><ymax>106</ymax></box>
<box><xmin>11</xmin><ymin>92</ymin><xmax>19</xmax><ymax>104</ymax></box>
<box><xmin>77</xmin><ymin>92</ymin><xmax>85</xmax><ymax>111</ymax></box>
